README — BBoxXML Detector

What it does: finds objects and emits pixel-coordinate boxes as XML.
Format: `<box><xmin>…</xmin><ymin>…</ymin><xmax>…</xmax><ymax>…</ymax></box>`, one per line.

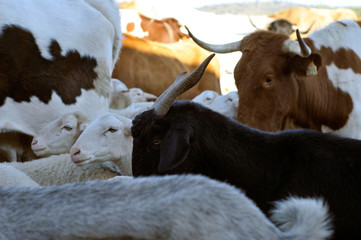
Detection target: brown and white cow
<box><xmin>112</xmin><ymin>33</ymin><xmax>221</xmax><ymax>99</ymax></box>
<box><xmin>121</xmin><ymin>9</ymin><xmax>188</xmax><ymax>43</ymax></box>
<box><xmin>0</xmin><ymin>0</ymin><xmax>122</xmax><ymax>136</ymax></box>
<box><xmin>186</xmin><ymin>20</ymin><xmax>361</xmax><ymax>139</ymax></box>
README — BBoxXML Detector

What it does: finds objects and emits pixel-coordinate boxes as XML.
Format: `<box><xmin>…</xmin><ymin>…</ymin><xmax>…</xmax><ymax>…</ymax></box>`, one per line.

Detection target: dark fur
<box><xmin>131</xmin><ymin>100</ymin><xmax>361</xmax><ymax>240</ymax></box>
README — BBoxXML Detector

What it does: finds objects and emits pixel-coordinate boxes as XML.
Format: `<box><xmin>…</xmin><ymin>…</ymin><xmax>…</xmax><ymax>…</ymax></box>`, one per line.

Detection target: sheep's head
<box><xmin>131</xmin><ymin>54</ymin><xmax>215</xmax><ymax>176</ymax></box>
<box><xmin>31</xmin><ymin>112</ymin><xmax>89</xmax><ymax>157</ymax></box>
<box><xmin>70</xmin><ymin>113</ymin><xmax>133</xmax><ymax>166</ymax></box>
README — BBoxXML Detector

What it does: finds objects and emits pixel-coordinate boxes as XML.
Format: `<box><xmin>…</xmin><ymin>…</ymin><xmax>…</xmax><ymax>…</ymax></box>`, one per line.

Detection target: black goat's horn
<box><xmin>153</xmin><ymin>53</ymin><xmax>215</xmax><ymax>116</ymax></box>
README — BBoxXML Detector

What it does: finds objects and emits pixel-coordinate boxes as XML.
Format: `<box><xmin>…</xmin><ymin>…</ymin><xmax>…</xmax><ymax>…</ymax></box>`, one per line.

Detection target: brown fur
<box><xmin>236</xmin><ymin>30</ymin><xmax>355</xmax><ymax>132</ymax></box>
<box><xmin>0</xmin><ymin>131</ymin><xmax>37</xmax><ymax>162</ymax></box>
<box><xmin>138</xmin><ymin>15</ymin><xmax>188</xmax><ymax>43</ymax></box>
<box><xmin>112</xmin><ymin>34</ymin><xmax>221</xmax><ymax>99</ymax></box>
<box><xmin>0</xmin><ymin>25</ymin><xmax>98</xmax><ymax>106</ymax></box>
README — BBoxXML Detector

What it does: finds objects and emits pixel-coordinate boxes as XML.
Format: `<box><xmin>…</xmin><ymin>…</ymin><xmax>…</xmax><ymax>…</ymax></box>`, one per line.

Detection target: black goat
<box><xmin>131</xmin><ymin>54</ymin><xmax>361</xmax><ymax>240</ymax></box>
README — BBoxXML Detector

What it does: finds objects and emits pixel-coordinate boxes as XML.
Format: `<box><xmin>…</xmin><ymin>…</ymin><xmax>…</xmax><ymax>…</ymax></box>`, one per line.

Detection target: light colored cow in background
<box><xmin>0</xmin><ymin>0</ymin><xmax>122</xmax><ymax>136</ymax></box>
<box><xmin>269</xmin><ymin>7</ymin><xmax>358</xmax><ymax>39</ymax></box>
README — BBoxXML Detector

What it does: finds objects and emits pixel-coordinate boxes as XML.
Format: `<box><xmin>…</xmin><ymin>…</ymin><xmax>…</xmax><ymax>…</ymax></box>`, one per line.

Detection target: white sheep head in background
<box><xmin>192</xmin><ymin>90</ymin><xmax>220</xmax><ymax>106</ymax></box>
<box><xmin>70</xmin><ymin>113</ymin><xmax>133</xmax><ymax>174</ymax></box>
<box><xmin>109</xmin><ymin>78</ymin><xmax>157</xmax><ymax>109</ymax></box>
<box><xmin>31</xmin><ymin>112</ymin><xmax>89</xmax><ymax>157</ymax></box>
<box><xmin>208</xmin><ymin>91</ymin><xmax>239</xmax><ymax>120</ymax></box>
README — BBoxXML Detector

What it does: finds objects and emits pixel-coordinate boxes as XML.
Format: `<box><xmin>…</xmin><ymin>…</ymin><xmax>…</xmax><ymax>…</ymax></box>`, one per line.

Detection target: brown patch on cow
<box><xmin>305</xmin><ymin>38</ymin><xmax>361</xmax><ymax>74</ymax></box>
<box><xmin>0</xmin><ymin>25</ymin><xmax>98</xmax><ymax>106</ymax></box>
<box><xmin>0</xmin><ymin>130</ymin><xmax>37</xmax><ymax>162</ymax></box>
<box><xmin>126</xmin><ymin>22</ymin><xmax>135</xmax><ymax>33</ymax></box>
<box><xmin>357</xmin><ymin>21</ymin><xmax>361</xmax><ymax>28</ymax></box>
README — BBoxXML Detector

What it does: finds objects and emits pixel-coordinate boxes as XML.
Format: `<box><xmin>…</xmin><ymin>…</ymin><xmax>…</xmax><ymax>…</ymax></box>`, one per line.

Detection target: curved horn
<box><xmin>282</xmin><ymin>29</ymin><xmax>311</xmax><ymax>57</ymax></box>
<box><xmin>248</xmin><ymin>15</ymin><xmax>261</xmax><ymax>30</ymax></box>
<box><xmin>185</xmin><ymin>26</ymin><xmax>242</xmax><ymax>53</ymax></box>
<box><xmin>153</xmin><ymin>53</ymin><xmax>215</xmax><ymax>116</ymax></box>
<box><xmin>300</xmin><ymin>21</ymin><xmax>315</xmax><ymax>35</ymax></box>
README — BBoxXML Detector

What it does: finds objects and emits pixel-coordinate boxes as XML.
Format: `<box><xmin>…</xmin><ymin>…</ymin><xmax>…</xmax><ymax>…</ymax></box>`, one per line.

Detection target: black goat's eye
<box><xmin>153</xmin><ymin>139</ymin><xmax>161</xmax><ymax>145</ymax></box>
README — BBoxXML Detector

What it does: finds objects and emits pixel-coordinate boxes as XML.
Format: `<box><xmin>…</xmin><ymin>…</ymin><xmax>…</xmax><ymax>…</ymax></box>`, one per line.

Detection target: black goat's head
<box><xmin>131</xmin><ymin>54</ymin><xmax>216</xmax><ymax>176</ymax></box>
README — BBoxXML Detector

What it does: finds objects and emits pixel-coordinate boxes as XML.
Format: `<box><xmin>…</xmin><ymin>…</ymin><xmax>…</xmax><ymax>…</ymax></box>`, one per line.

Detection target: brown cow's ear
<box><xmin>289</xmin><ymin>53</ymin><xmax>322</xmax><ymax>77</ymax></box>
<box><xmin>158</xmin><ymin>128</ymin><xmax>191</xmax><ymax>173</ymax></box>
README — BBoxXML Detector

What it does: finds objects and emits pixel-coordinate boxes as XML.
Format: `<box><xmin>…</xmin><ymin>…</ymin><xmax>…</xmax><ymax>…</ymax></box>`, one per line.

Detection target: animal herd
<box><xmin>1</xmin><ymin>0</ymin><xmax>361</xmax><ymax>239</ymax></box>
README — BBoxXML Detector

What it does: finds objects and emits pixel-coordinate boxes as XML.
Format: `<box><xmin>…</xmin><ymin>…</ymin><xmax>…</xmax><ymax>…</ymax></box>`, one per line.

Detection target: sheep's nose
<box><xmin>70</xmin><ymin>147</ymin><xmax>81</xmax><ymax>157</ymax></box>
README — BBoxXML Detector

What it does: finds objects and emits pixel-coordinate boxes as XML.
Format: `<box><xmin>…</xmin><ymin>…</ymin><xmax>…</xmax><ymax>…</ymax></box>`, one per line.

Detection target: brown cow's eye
<box><xmin>153</xmin><ymin>139</ymin><xmax>161</xmax><ymax>145</ymax></box>
<box><xmin>263</xmin><ymin>76</ymin><xmax>274</xmax><ymax>87</ymax></box>
<box><xmin>266</xmin><ymin>77</ymin><xmax>273</xmax><ymax>83</ymax></box>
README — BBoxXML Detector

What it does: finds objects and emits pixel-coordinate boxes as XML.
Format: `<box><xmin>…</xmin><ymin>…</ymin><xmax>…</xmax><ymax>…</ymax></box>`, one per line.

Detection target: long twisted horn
<box><xmin>185</xmin><ymin>26</ymin><xmax>242</xmax><ymax>53</ymax></box>
<box><xmin>153</xmin><ymin>53</ymin><xmax>215</xmax><ymax>116</ymax></box>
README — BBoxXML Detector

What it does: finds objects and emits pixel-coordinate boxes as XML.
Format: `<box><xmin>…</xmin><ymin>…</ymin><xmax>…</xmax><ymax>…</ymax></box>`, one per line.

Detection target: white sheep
<box><xmin>0</xmin><ymin>174</ymin><xmax>333</xmax><ymax>240</ymax></box>
<box><xmin>70</xmin><ymin>113</ymin><xmax>133</xmax><ymax>176</ymax></box>
<box><xmin>110</xmin><ymin>78</ymin><xmax>157</xmax><ymax>109</ymax></box>
<box><xmin>3</xmin><ymin>153</ymin><xmax>121</xmax><ymax>186</ymax></box>
<box><xmin>192</xmin><ymin>90</ymin><xmax>220</xmax><ymax>105</ymax></box>
<box><xmin>0</xmin><ymin>164</ymin><xmax>39</xmax><ymax>187</ymax></box>
<box><xmin>208</xmin><ymin>91</ymin><xmax>239</xmax><ymax>120</ymax></box>
<box><xmin>31</xmin><ymin>112</ymin><xmax>90</xmax><ymax>157</ymax></box>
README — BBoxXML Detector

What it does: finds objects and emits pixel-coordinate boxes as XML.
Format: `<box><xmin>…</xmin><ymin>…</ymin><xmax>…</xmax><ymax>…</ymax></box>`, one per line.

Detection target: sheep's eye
<box><xmin>206</xmin><ymin>97</ymin><xmax>211</xmax><ymax>100</ymax></box>
<box><xmin>107</xmin><ymin>128</ymin><xmax>118</xmax><ymax>133</ymax></box>
<box><xmin>62</xmin><ymin>125</ymin><xmax>73</xmax><ymax>131</ymax></box>
<box><xmin>153</xmin><ymin>139</ymin><xmax>161</xmax><ymax>145</ymax></box>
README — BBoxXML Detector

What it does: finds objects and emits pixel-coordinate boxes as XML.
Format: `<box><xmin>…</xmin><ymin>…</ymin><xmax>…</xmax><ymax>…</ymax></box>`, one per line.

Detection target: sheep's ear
<box><xmin>158</xmin><ymin>129</ymin><xmax>191</xmax><ymax>173</ymax></box>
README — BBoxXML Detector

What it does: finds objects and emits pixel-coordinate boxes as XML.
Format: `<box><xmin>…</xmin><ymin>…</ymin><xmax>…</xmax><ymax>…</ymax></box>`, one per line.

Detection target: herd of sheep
<box><xmin>0</xmin><ymin>54</ymin><xmax>337</xmax><ymax>240</ymax></box>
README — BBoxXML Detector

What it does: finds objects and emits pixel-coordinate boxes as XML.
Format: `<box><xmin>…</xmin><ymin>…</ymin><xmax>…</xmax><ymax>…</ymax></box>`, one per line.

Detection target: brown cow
<box><xmin>121</xmin><ymin>9</ymin><xmax>188</xmax><ymax>43</ymax></box>
<box><xmin>112</xmin><ymin>33</ymin><xmax>221</xmax><ymax>99</ymax></box>
<box><xmin>186</xmin><ymin>20</ymin><xmax>361</xmax><ymax>139</ymax></box>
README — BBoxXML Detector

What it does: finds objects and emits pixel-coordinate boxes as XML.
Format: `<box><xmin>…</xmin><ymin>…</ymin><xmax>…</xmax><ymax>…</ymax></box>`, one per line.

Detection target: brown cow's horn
<box><xmin>296</xmin><ymin>29</ymin><xmax>311</xmax><ymax>57</ymax></box>
<box><xmin>153</xmin><ymin>53</ymin><xmax>215</xmax><ymax>116</ymax></box>
<box><xmin>283</xmin><ymin>29</ymin><xmax>311</xmax><ymax>57</ymax></box>
<box><xmin>186</xmin><ymin>26</ymin><xmax>242</xmax><ymax>53</ymax></box>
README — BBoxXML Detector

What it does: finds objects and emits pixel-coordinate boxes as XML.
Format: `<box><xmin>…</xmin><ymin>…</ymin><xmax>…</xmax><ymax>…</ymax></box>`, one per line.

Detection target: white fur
<box><xmin>109</xmin><ymin>101</ymin><xmax>154</xmax><ymax>119</ymax></box>
<box><xmin>71</xmin><ymin>113</ymin><xmax>133</xmax><ymax>176</ymax></box>
<box><xmin>0</xmin><ymin>174</ymin><xmax>333</xmax><ymax>240</ymax></box>
<box><xmin>208</xmin><ymin>91</ymin><xmax>239</xmax><ymax>120</ymax></box>
<box><xmin>4</xmin><ymin>153</ymin><xmax>119</xmax><ymax>186</ymax></box>
<box><xmin>0</xmin><ymin>0</ymin><xmax>122</xmax><ymax>135</ymax></box>
<box><xmin>0</xmin><ymin>165</ymin><xmax>39</xmax><ymax>187</ymax></box>
<box><xmin>192</xmin><ymin>90</ymin><xmax>220</xmax><ymax>105</ymax></box>
<box><xmin>309</xmin><ymin>20</ymin><xmax>361</xmax><ymax>139</ymax></box>
<box><xmin>31</xmin><ymin>112</ymin><xmax>90</xmax><ymax>157</ymax></box>
<box><xmin>109</xmin><ymin>78</ymin><xmax>157</xmax><ymax>109</ymax></box>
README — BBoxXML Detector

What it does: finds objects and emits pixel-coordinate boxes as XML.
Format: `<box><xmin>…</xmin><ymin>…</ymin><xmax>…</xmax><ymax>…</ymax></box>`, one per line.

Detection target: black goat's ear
<box><xmin>158</xmin><ymin>128</ymin><xmax>191</xmax><ymax>173</ymax></box>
